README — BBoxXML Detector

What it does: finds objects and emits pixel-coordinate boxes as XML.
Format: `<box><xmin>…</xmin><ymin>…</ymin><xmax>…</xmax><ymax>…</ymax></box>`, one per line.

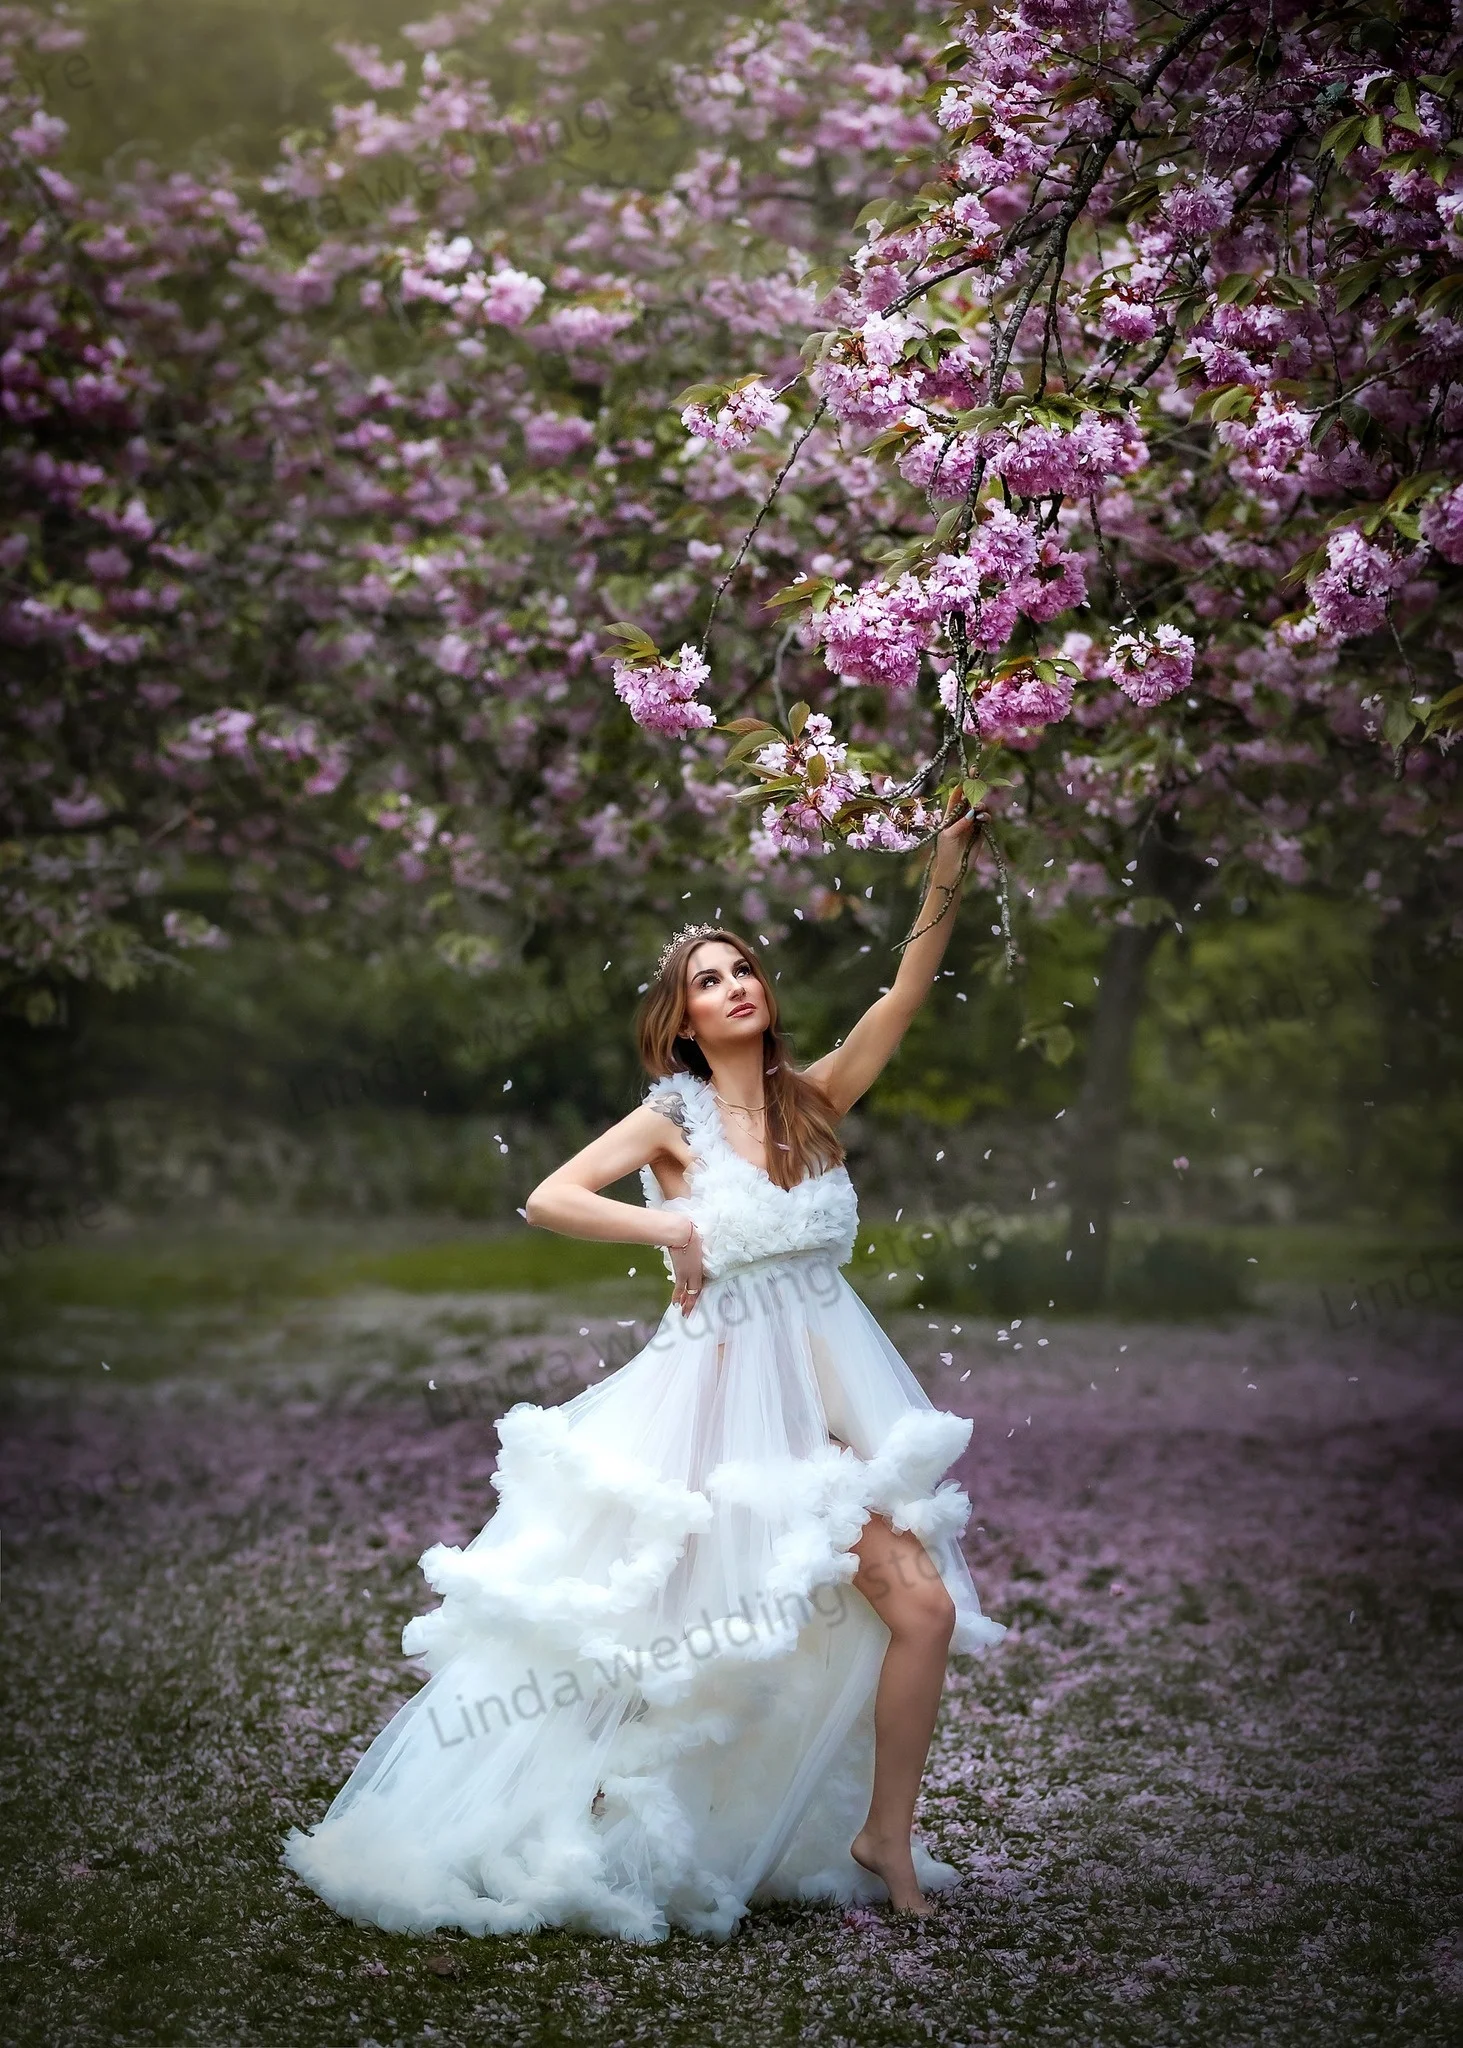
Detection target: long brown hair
<box><xmin>635</xmin><ymin>927</ymin><xmax>846</xmax><ymax>1190</ymax></box>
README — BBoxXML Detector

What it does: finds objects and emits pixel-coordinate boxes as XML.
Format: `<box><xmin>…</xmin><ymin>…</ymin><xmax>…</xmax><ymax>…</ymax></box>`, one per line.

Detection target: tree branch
<box><xmin>699</xmin><ymin>398</ymin><xmax>828</xmax><ymax>653</ymax></box>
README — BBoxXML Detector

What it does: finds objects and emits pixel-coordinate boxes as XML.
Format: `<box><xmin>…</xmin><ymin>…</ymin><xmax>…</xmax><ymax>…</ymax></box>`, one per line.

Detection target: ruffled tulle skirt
<box><xmin>282</xmin><ymin>1247</ymin><xmax>1006</xmax><ymax>1943</ymax></box>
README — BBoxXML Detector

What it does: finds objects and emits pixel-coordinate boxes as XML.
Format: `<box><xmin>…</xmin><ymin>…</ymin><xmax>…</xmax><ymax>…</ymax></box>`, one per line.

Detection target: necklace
<box><xmin>712</xmin><ymin>1087</ymin><xmax>766</xmax><ymax>1117</ymax></box>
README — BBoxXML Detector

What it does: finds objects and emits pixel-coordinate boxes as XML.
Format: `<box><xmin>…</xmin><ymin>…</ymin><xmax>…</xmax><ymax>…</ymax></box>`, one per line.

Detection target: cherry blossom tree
<box><xmin>2</xmin><ymin>0</ymin><xmax>951</xmax><ymax>1013</ymax></box>
<box><xmin>611</xmin><ymin>0</ymin><xmax>1463</xmax><ymax>1296</ymax></box>
<box><xmin>5</xmin><ymin>0</ymin><xmax>1460</xmax><ymax>1297</ymax></box>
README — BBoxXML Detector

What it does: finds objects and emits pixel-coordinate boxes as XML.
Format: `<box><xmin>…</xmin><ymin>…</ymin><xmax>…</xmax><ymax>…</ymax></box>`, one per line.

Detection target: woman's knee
<box><xmin>856</xmin><ymin>1526</ymin><xmax>957</xmax><ymax>1639</ymax></box>
<box><xmin>896</xmin><ymin>1575</ymin><xmax>956</xmax><ymax>1644</ymax></box>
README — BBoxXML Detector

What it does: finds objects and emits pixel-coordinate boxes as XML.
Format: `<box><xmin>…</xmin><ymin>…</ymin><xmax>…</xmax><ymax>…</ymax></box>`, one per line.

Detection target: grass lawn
<box><xmin>2</xmin><ymin>1210</ymin><xmax>1456</xmax><ymax>1326</ymax></box>
<box><xmin>0</xmin><ymin>1222</ymin><xmax>1459</xmax><ymax>2044</ymax></box>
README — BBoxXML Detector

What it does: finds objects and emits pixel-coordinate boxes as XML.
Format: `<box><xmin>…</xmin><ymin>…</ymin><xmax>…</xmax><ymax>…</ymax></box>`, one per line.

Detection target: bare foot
<box><xmin>851</xmin><ymin>1827</ymin><xmax>934</xmax><ymax>1917</ymax></box>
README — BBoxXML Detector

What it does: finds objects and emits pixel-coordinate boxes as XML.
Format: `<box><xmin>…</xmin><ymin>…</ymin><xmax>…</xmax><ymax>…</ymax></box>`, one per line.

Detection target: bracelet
<box><xmin>667</xmin><ymin>1219</ymin><xmax>693</xmax><ymax>1252</ymax></box>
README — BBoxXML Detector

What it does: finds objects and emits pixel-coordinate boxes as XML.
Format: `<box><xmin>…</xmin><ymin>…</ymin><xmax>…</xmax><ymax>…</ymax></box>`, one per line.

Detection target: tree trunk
<box><xmin>1061</xmin><ymin>825</ymin><xmax>1192</xmax><ymax>1308</ymax></box>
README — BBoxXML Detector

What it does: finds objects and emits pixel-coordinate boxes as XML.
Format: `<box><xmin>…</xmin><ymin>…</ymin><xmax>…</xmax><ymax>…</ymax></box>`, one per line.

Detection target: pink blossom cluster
<box><xmin>1103</xmin><ymin>626</ymin><xmax>1196</xmax><ymax>707</ymax></box>
<box><xmin>977</xmin><ymin>667</ymin><xmax>1074</xmax><ymax>738</ymax></box>
<box><xmin>165</xmin><ymin>709</ymin><xmax>258</xmax><ymax>764</ymax></box>
<box><xmin>1213</xmin><ymin>397</ymin><xmax>1312</xmax><ymax>488</ymax></box>
<box><xmin>1099</xmin><ymin>288</ymin><xmax>1160</xmax><ymax>346</ymax></box>
<box><xmin>750</xmin><ymin>711</ymin><xmax>871</xmax><ymax>851</ymax></box>
<box><xmin>1308</xmin><ymin>529</ymin><xmax>1421</xmax><ymax>640</ymax></box>
<box><xmin>1159</xmin><ymin>175</ymin><xmax>1235</xmax><ymax>241</ymax></box>
<box><xmin>521</xmin><ymin>411</ymin><xmax>595</xmax><ymax>464</ymax></box>
<box><xmin>1420</xmin><ymin>484</ymin><xmax>1463</xmax><ymax>567</ymax></box>
<box><xmin>392</xmin><ymin>251</ymin><xmax>546</xmax><ymax>331</ymax></box>
<box><xmin>938</xmin><ymin>664</ymin><xmax>1074</xmax><ymax>745</ymax></box>
<box><xmin>986</xmin><ymin>411</ymin><xmax>1148</xmax><ymax>498</ymax></box>
<box><xmin>816</xmin><ymin>313</ymin><xmax>924</xmax><ymax>433</ymax></box>
<box><xmin>845</xmin><ymin>795</ymin><xmax>942</xmax><ymax>852</ymax></box>
<box><xmin>612</xmin><ymin>644</ymin><xmax>716</xmax><ymax>738</ymax></box>
<box><xmin>476</xmin><ymin>266</ymin><xmax>546</xmax><ymax>328</ymax></box>
<box><xmin>544</xmin><ymin>301</ymin><xmax>637</xmax><ymax>352</ymax></box>
<box><xmin>815</xmin><ymin>510</ymin><xmax>1088</xmax><ymax>689</ymax></box>
<box><xmin>1012</xmin><ymin>1</ymin><xmax>1118</xmax><ymax>36</ymax></box>
<box><xmin>680</xmin><ymin>380</ymin><xmax>782</xmax><ymax>451</ymax></box>
<box><xmin>896</xmin><ymin>430</ymin><xmax>982</xmax><ymax>499</ymax></box>
<box><xmin>934</xmin><ymin>59</ymin><xmax>1053</xmax><ymax>194</ymax></box>
<box><xmin>161</xmin><ymin>907</ymin><xmax>230</xmax><ymax>949</ymax></box>
<box><xmin>50</xmin><ymin>782</ymin><xmax>110</xmax><ymax>827</ymax></box>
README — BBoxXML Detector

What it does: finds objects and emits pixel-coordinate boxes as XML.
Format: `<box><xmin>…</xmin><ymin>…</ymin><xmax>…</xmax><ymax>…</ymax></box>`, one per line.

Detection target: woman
<box><xmin>283</xmin><ymin>807</ymin><xmax>1006</xmax><ymax>1943</ymax></box>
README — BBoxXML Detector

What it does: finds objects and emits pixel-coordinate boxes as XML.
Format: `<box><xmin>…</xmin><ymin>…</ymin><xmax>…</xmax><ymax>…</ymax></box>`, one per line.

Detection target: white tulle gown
<box><xmin>282</xmin><ymin>1069</ymin><xmax>1006</xmax><ymax>1943</ymax></box>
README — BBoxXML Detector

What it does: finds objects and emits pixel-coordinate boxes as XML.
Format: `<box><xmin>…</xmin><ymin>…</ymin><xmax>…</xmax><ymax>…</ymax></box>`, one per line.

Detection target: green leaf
<box><xmin>805</xmin><ymin>751</ymin><xmax>828</xmax><ymax>787</ymax></box>
<box><xmin>1050</xmin><ymin>77</ymin><xmax>1101</xmax><ymax>110</ymax></box>
<box><xmin>1114</xmin><ymin>175</ymin><xmax>1163</xmax><ymax>222</ymax></box>
<box><xmin>1367</xmin><ymin>310</ymin><xmax>1418</xmax><ymax>358</ymax></box>
<box><xmin>1281</xmin><ymin>543</ymin><xmax>1325</xmax><ymax>588</ymax></box>
<box><xmin>1387</xmin><ymin>471</ymin><xmax>1445</xmax><ymax>511</ymax></box>
<box><xmin>1269</xmin><ymin>274</ymin><xmax>1319</xmax><ymax>306</ymax></box>
<box><xmin>1419</xmin><ymin>270</ymin><xmax>1463</xmax><ymax>315</ymax></box>
<box><xmin>1390</xmin><ymin>80</ymin><xmax>1423</xmax><ymax>134</ymax></box>
<box><xmin>763</xmin><ymin>577</ymin><xmax>831</xmax><ymax>614</ymax></box>
<box><xmin>1320</xmin><ymin>113</ymin><xmax>1366</xmax><ymax>157</ymax></box>
<box><xmin>829</xmin><ymin>796</ymin><xmax>885</xmax><ymax>825</ymax></box>
<box><xmin>1423</xmin><ymin>683</ymin><xmax>1463</xmax><ymax>733</ymax></box>
<box><xmin>961</xmin><ymin>777</ymin><xmax>989</xmax><ymax>807</ymax></box>
<box><xmin>1379</xmin><ymin>147</ymin><xmax>1434</xmax><ymax>176</ymax></box>
<box><xmin>602</xmin><ymin>622</ymin><xmax>660</xmax><ymax>662</ymax></box>
<box><xmin>672</xmin><ymin>383</ymin><xmax>722</xmax><ymax>409</ymax></box>
<box><xmin>1333</xmin><ymin>265</ymin><xmax>1389</xmax><ymax>312</ymax></box>
<box><xmin>1209</xmin><ymin>386</ymin><xmax>1256</xmax><ymax>423</ymax></box>
<box><xmin>1382</xmin><ymin>699</ymin><xmax>1418</xmax><ymax>747</ymax></box>
<box><xmin>1127</xmin><ymin>895</ymin><xmax>1175</xmax><ymax>927</ymax></box>
<box><xmin>867</xmin><ymin>422</ymin><xmax>921</xmax><ymax>455</ymax></box>
<box><xmin>724</xmin><ymin>729</ymin><xmax>782</xmax><ymax>767</ymax></box>
<box><xmin>1018</xmin><ymin>1022</ymin><xmax>1076</xmax><ymax>1066</ymax></box>
<box><xmin>735</xmin><ymin>772</ymin><xmax>802</xmax><ymax>799</ymax></box>
<box><xmin>717</xmin><ymin>718</ymin><xmax>781</xmax><ymax>736</ymax></box>
<box><xmin>788</xmin><ymin>701</ymin><xmax>811</xmax><ymax>739</ymax></box>
<box><xmin>1215</xmin><ymin>271</ymin><xmax>1258</xmax><ymax>304</ymax></box>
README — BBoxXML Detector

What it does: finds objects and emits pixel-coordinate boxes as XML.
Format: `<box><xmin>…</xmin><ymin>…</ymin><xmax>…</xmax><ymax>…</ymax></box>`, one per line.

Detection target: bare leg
<box><xmin>847</xmin><ymin>1511</ymin><xmax>956</xmax><ymax>1915</ymax></box>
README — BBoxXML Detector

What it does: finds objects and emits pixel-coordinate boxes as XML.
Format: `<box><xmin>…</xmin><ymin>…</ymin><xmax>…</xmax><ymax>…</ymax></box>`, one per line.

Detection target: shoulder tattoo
<box><xmin>647</xmin><ymin>1094</ymin><xmax>690</xmax><ymax>1139</ymax></box>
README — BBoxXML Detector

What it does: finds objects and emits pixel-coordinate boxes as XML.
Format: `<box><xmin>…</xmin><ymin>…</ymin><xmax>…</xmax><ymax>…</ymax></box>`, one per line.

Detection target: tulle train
<box><xmin>283</xmin><ymin>1249</ymin><xmax>1005</xmax><ymax>1942</ymax></box>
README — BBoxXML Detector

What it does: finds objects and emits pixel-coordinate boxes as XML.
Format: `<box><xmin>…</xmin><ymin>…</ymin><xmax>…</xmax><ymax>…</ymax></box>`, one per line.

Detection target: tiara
<box><xmin>655</xmin><ymin>921</ymin><xmax>723</xmax><ymax>981</ymax></box>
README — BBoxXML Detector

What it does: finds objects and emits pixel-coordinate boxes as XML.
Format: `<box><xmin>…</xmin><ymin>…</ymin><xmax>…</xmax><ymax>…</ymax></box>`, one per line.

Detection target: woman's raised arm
<box><xmin>802</xmin><ymin>807</ymin><xmax>980</xmax><ymax>1120</ymax></box>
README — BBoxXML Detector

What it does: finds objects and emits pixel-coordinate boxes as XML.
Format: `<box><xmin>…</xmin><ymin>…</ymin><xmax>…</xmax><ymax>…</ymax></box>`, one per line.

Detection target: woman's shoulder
<box><xmin>643</xmin><ymin>1070</ymin><xmax>691</xmax><ymax>1096</ymax></box>
<box><xmin>640</xmin><ymin>1070</ymin><xmax>700</xmax><ymax>1136</ymax></box>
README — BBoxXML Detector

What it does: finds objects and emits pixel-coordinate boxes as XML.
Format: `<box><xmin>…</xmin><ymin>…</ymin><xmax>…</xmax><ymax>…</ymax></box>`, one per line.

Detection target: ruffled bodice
<box><xmin>638</xmin><ymin>1070</ymin><xmax>860</xmax><ymax>1281</ymax></box>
